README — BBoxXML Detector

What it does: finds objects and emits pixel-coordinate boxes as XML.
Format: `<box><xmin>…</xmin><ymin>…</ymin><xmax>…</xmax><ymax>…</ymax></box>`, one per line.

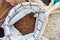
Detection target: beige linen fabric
<box><xmin>38</xmin><ymin>2</ymin><xmax>60</xmax><ymax>40</ymax></box>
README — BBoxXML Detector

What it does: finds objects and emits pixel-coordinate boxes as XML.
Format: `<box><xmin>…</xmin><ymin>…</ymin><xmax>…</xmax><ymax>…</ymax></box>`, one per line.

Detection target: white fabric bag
<box><xmin>0</xmin><ymin>2</ymin><xmax>45</xmax><ymax>40</ymax></box>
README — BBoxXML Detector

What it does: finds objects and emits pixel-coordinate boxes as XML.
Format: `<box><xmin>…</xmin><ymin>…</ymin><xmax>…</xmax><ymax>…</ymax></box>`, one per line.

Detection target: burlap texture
<box><xmin>38</xmin><ymin>2</ymin><xmax>60</xmax><ymax>40</ymax></box>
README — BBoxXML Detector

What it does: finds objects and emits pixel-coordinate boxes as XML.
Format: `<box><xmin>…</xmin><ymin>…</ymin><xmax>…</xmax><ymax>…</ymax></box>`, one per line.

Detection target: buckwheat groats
<box><xmin>14</xmin><ymin>12</ymin><xmax>36</xmax><ymax>35</ymax></box>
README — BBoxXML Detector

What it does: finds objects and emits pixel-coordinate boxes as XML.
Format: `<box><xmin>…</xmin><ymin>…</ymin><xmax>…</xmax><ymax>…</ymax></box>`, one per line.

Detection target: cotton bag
<box><xmin>0</xmin><ymin>2</ymin><xmax>45</xmax><ymax>40</ymax></box>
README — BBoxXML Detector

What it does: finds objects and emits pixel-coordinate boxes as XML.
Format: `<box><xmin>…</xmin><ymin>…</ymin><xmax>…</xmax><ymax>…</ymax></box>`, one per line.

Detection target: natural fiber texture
<box><xmin>40</xmin><ymin>0</ymin><xmax>54</xmax><ymax>10</ymax></box>
<box><xmin>43</xmin><ymin>12</ymin><xmax>60</xmax><ymax>40</ymax></box>
<box><xmin>0</xmin><ymin>0</ymin><xmax>12</xmax><ymax>27</ymax></box>
<box><xmin>29</xmin><ymin>0</ymin><xmax>54</xmax><ymax>11</ymax></box>
<box><xmin>38</xmin><ymin>2</ymin><xmax>60</xmax><ymax>40</ymax></box>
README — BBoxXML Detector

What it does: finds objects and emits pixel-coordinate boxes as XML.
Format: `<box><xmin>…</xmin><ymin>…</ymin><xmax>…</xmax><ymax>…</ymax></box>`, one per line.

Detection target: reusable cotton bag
<box><xmin>0</xmin><ymin>2</ymin><xmax>45</xmax><ymax>40</ymax></box>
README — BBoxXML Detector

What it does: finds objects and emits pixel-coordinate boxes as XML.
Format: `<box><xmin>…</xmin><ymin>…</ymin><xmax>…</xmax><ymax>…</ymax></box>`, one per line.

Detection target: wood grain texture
<box><xmin>0</xmin><ymin>0</ymin><xmax>12</xmax><ymax>26</ymax></box>
<box><xmin>6</xmin><ymin>0</ymin><xmax>28</xmax><ymax>6</ymax></box>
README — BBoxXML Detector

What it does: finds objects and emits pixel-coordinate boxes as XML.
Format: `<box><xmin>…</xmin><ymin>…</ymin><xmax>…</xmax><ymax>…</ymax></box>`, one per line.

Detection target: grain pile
<box><xmin>14</xmin><ymin>12</ymin><xmax>36</xmax><ymax>35</ymax></box>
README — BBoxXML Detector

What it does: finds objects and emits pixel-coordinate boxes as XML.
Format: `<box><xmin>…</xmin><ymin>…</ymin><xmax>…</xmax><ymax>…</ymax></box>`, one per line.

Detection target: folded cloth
<box><xmin>38</xmin><ymin>2</ymin><xmax>60</xmax><ymax>40</ymax></box>
<box><xmin>0</xmin><ymin>2</ymin><xmax>45</xmax><ymax>40</ymax></box>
